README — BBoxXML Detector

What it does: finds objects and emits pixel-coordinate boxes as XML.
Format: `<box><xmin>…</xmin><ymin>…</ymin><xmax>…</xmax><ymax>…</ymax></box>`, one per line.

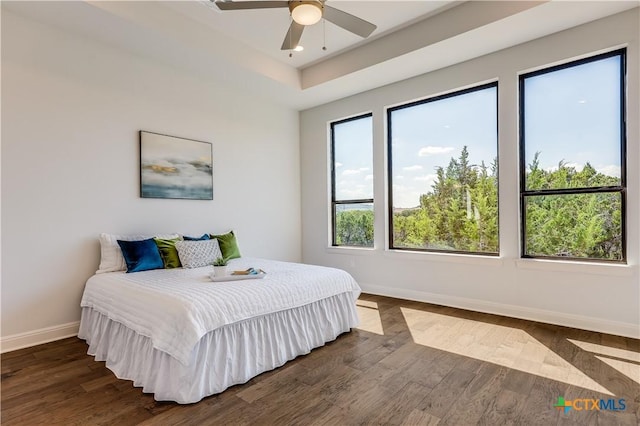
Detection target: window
<box><xmin>520</xmin><ymin>49</ymin><xmax>626</xmax><ymax>262</ymax></box>
<box><xmin>330</xmin><ymin>114</ymin><xmax>374</xmax><ymax>247</ymax></box>
<box><xmin>388</xmin><ymin>83</ymin><xmax>499</xmax><ymax>255</ymax></box>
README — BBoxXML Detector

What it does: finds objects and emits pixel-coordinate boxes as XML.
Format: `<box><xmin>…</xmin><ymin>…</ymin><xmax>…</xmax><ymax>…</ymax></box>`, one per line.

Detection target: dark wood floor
<box><xmin>2</xmin><ymin>294</ymin><xmax>639</xmax><ymax>425</ymax></box>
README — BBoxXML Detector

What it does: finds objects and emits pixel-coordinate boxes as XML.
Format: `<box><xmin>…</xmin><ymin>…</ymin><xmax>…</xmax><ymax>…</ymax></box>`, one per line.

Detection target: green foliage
<box><xmin>335</xmin><ymin>208</ymin><xmax>374</xmax><ymax>247</ymax></box>
<box><xmin>393</xmin><ymin>146</ymin><xmax>499</xmax><ymax>253</ymax></box>
<box><xmin>524</xmin><ymin>159</ymin><xmax>622</xmax><ymax>260</ymax></box>
<box><xmin>212</xmin><ymin>257</ymin><xmax>228</xmax><ymax>266</ymax></box>
<box><xmin>334</xmin><ymin>147</ymin><xmax>622</xmax><ymax>260</ymax></box>
<box><xmin>526</xmin><ymin>152</ymin><xmax>620</xmax><ymax>190</ymax></box>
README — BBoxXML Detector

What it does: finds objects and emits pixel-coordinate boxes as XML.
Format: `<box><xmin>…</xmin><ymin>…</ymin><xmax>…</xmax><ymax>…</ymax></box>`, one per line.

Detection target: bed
<box><xmin>79</xmin><ymin>257</ymin><xmax>361</xmax><ymax>404</ymax></box>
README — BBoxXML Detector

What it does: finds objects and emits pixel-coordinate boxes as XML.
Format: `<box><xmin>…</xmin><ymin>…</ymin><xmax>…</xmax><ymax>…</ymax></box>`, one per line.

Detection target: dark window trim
<box><xmin>334</xmin><ymin>199</ymin><xmax>375</xmax><ymax>205</ymax></box>
<box><xmin>330</xmin><ymin>113</ymin><xmax>374</xmax><ymax>247</ymax></box>
<box><xmin>519</xmin><ymin>48</ymin><xmax>627</xmax><ymax>263</ymax></box>
<box><xmin>387</xmin><ymin>81</ymin><xmax>500</xmax><ymax>255</ymax></box>
<box><xmin>524</xmin><ymin>186</ymin><xmax>624</xmax><ymax>197</ymax></box>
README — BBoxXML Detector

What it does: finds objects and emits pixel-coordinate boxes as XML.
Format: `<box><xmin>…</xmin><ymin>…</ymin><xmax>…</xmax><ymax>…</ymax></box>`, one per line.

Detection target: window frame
<box><xmin>518</xmin><ymin>48</ymin><xmax>627</xmax><ymax>263</ymax></box>
<box><xmin>330</xmin><ymin>113</ymin><xmax>374</xmax><ymax>248</ymax></box>
<box><xmin>386</xmin><ymin>82</ymin><xmax>500</xmax><ymax>256</ymax></box>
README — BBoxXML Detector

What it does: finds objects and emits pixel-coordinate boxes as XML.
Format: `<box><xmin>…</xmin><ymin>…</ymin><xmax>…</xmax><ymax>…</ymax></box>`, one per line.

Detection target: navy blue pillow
<box><xmin>183</xmin><ymin>234</ymin><xmax>210</xmax><ymax>241</ymax></box>
<box><xmin>117</xmin><ymin>238</ymin><xmax>164</xmax><ymax>273</ymax></box>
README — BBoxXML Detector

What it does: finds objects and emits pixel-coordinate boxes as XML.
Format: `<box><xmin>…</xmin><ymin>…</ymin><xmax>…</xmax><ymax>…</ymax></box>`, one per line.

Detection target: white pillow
<box><xmin>175</xmin><ymin>239</ymin><xmax>222</xmax><ymax>269</ymax></box>
<box><xmin>97</xmin><ymin>233</ymin><xmax>178</xmax><ymax>274</ymax></box>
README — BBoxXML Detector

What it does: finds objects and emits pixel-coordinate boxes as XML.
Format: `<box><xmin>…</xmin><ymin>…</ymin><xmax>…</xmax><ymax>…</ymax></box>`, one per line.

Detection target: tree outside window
<box><xmin>331</xmin><ymin>114</ymin><xmax>374</xmax><ymax>247</ymax></box>
<box><xmin>520</xmin><ymin>49</ymin><xmax>626</xmax><ymax>262</ymax></box>
<box><xmin>388</xmin><ymin>83</ymin><xmax>499</xmax><ymax>255</ymax></box>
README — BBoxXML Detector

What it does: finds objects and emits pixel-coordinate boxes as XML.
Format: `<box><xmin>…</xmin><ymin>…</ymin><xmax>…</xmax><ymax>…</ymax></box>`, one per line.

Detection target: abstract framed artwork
<box><xmin>140</xmin><ymin>131</ymin><xmax>213</xmax><ymax>200</ymax></box>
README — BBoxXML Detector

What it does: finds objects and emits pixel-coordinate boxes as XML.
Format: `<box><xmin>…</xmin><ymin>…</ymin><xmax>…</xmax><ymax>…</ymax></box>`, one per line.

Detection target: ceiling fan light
<box><xmin>293</xmin><ymin>45</ymin><xmax>304</xmax><ymax>52</ymax></box>
<box><xmin>291</xmin><ymin>3</ymin><xmax>322</xmax><ymax>26</ymax></box>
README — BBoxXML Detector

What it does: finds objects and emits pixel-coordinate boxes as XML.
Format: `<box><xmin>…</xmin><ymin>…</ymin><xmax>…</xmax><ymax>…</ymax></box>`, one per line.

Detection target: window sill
<box><xmin>325</xmin><ymin>246</ymin><xmax>376</xmax><ymax>256</ymax></box>
<box><xmin>324</xmin><ymin>247</ymin><xmax>635</xmax><ymax>275</ymax></box>
<box><xmin>384</xmin><ymin>249</ymin><xmax>504</xmax><ymax>266</ymax></box>
<box><xmin>516</xmin><ymin>258</ymin><xmax>633</xmax><ymax>276</ymax></box>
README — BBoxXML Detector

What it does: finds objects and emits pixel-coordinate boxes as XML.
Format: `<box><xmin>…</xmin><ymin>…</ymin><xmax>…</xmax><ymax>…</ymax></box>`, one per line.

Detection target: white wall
<box><xmin>1</xmin><ymin>10</ymin><xmax>301</xmax><ymax>349</ymax></box>
<box><xmin>301</xmin><ymin>9</ymin><xmax>640</xmax><ymax>338</ymax></box>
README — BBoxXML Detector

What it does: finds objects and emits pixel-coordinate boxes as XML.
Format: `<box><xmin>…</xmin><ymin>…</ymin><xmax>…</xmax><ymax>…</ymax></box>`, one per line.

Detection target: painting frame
<box><xmin>139</xmin><ymin>131</ymin><xmax>213</xmax><ymax>200</ymax></box>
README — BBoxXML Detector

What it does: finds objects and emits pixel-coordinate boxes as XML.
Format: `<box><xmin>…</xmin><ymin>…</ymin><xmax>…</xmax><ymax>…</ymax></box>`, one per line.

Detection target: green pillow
<box><xmin>154</xmin><ymin>237</ymin><xmax>183</xmax><ymax>268</ymax></box>
<box><xmin>210</xmin><ymin>231</ymin><xmax>241</xmax><ymax>261</ymax></box>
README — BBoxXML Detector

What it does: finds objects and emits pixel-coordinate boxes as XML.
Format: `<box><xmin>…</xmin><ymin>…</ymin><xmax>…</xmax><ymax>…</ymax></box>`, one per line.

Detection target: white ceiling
<box><xmin>170</xmin><ymin>1</ymin><xmax>458</xmax><ymax>68</ymax></box>
<box><xmin>4</xmin><ymin>1</ymin><xmax>639</xmax><ymax>110</ymax></box>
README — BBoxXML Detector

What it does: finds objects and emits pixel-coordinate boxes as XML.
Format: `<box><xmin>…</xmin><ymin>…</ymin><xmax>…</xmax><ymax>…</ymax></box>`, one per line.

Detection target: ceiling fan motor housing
<box><xmin>288</xmin><ymin>1</ymin><xmax>324</xmax><ymax>13</ymax></box>
<box><xmin>289</xmin><ymin>1</ymin><xmax>324</xmax><ymax>26</ymax></box>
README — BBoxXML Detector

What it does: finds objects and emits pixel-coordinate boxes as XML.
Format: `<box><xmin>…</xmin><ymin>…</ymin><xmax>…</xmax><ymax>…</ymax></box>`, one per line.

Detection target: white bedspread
<box><xmin>80</xmin><ymin>258</ymin><xmax>361</xmax><ymax>365</ymax></box>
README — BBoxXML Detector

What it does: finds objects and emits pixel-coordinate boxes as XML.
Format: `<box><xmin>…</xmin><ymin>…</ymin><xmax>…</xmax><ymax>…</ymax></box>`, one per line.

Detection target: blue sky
<box><xmin>523</xmin><ymin>55</ymin><xmax>622</xmax><ymax>181</ymax></box>
<box><xmin>390</xmin><ymin>86</ymin><xmax>497</xmax><ymax>207</ymax></box>
<box><xmin>333</xmin><ymin>115</ymin><xmax>373</xmax><ymax>201</ymax></box>
<box><xmin>334</xmin><ymin>53</ymin><xmax>622</xmax><ymax>208</ymax></box>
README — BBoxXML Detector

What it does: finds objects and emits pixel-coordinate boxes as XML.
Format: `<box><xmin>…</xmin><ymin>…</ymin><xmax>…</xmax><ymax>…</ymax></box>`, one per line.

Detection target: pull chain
<box><xmin>322</xmin><ymin>18</ymin><xmax>327</xmax><ymax>51</ymax></box>
<box><xmin>289</xmin><ymin>15</ymin><xmax>293</xmax><ymax>57</ymax></box>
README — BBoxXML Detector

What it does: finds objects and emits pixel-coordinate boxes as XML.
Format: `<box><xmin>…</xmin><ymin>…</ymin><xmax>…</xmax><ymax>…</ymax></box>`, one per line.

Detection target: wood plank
<box><xmin>474</xmin><ymin>388</ymin><xmax>528</xmax><ymax>425</ymax></box>
<box><xmin>417</xmin><ymin>367</ymin><xmax>477</xmax><ymax>419</ymax></box>
<box><xmin>1</xmin><ymin>294</ymin><xmax>638</xmax><ymax>425</ymax></box>
<box><xmin>438</xmin><ymin>363</ymin><xmax>509</xmax><ymax>425</ymax></box>
<box><xmin>369</xmin><ymin>381</ymin><xmax>432</xmax><ymax>425</ymax></box>
<box><xmin>401</xmin><ymin>408</ymin><xmax>441</xmax><ymax>426</ymax></box>
<box><xmin>511</xmin><ymin>377</ymin><xmax>565</xmax><ymax>426</ymax></box>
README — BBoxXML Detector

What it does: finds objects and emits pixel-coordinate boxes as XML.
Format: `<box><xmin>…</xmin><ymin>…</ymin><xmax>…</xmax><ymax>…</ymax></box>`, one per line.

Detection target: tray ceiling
<box><xmin>3</xmin><ymin>1</ymin><xmax>638</xmax><ymax>109</ymax></box>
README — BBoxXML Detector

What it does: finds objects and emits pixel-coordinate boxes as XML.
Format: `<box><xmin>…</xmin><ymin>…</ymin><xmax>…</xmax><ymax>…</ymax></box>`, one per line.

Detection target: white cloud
<box><xmin>342</xmin><ymin>167</ymin><xmax>369</xmax><ymax>176</ymax></box>
<box><xmin>337</xmin><ymin>188</ymin><xmax>369</xmax><ymax>199</ymax></box>
<box><xmin>391</xmin><ymin>174</ymin><xmax>439</xmax><ymax>208</ymax></box>
<box><xmin>335</xmin><ymin>162</ymin><xmax>343</xmax><ymax>168</ymax></box>
<box><xmin>414</xmin><ymin>174</ymin><xmax>437</xmax><ymax>183</ymax></box>
<box><xmin>342</xmin><ymin>169</ymin><xmax>361</xmax><ymax>176</ymax></box>
<box><xmin>544</xmin><ymin>163</ymin><xmax>584</xmax><ymax>173</ymax></box>
<box><xmin>541</xmin><ymin>163</ymin><xmax>621</xmax><ymax>179</ymax></box>
<box><xmin>565</xmin><ymin>162</ymin><xmax>584</xmax><ymax>171</ymax></box>
<box><xmin>596</xmin><ymin>165</ymin><xmax>621</xmax><ymax>178</ymax></box>
<box><xmin>365</xmin><ymin>174</ymin><xmax>373</xmax><ymax>181</ymax></box>
<box><xmin>403</xmin><ymin>165</ymin><xmax>423</xmax><ymax>171</ymax></box>
<box><xmin>395</xmin><ymin>175</ymin><xmax>404</xmax><ymax>180</ymax></box>
<box><xmin>392</xmin><ymin>187</ymin><xmax>423</xmax><ymax>208</ymax></box>
<box><xmin>418</xmin><ymin>146</ymin><xmax>455</xmax><ymax>157</ymax></box>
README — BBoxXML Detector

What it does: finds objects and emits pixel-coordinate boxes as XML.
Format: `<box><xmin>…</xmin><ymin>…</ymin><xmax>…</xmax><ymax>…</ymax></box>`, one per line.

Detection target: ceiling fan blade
<box><xmin>214</xmin><ymin>1</ymin><xmax>288</xmax><ymax>10</ymax></box>
<box><xmin>281</xmin><ymin>21</ymin><xmax>305</xmax><ymax>50</ymax></box>
<box><xmin>323</xmin><ymin>5</ymin><xmax>376</xmax><ymax>38</ymax></box>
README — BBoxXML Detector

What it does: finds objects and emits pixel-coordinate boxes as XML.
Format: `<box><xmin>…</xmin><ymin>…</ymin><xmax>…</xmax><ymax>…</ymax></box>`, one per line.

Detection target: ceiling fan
<box><xmin>212</xmin><ymin>1</ymin><xmax>377</xmax><ymax>50</ymax></box>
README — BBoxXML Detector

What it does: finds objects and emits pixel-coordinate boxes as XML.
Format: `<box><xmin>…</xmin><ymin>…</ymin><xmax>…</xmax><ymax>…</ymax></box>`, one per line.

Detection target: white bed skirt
<box><xmin>79</xmin><ymin>293</ymin><xmax>359</xmax><ymax>404</ymax></box>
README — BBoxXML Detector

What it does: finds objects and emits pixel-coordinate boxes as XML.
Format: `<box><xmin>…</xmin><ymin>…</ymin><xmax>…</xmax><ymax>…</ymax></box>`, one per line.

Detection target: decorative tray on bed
<box><xmin>209</xmin><ymin>269</ymin><xmax>266</xmax><ymax>282</ymax></box>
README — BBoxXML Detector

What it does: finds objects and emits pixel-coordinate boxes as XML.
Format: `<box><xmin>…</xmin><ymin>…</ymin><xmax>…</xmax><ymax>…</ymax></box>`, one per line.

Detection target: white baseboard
<box><xmin>1</xmin><ymin>321</ymin><xmax>80</xmax><ymax>354</ymax></box>
<box><xmin>359</xmin><ymin>283</ymin><xmax>640</xmax><ymax>339</ymax></box>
